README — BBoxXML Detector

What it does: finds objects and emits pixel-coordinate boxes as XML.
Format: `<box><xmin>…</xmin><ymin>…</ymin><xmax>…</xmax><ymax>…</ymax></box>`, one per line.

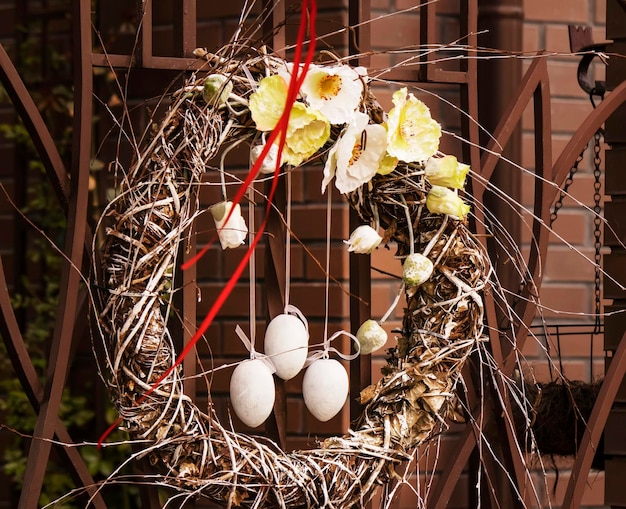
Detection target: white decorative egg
<box><xmin>229</xmin><ymin>359</ymin><xmax>275</xmax><ymax>428</ymax></box>
<box><xmin>264</xmin><ymin>314</ymin><xmax>309</xmax><ymax>380</ymax></box>
<box><xmin>302</xmin><ymin>358</ymin><xmax>349</xmax><ymax>422</ymax></box>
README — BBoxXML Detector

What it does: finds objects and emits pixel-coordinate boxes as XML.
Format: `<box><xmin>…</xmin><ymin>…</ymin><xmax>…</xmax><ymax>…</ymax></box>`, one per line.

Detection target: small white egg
<box><xmin>302</xmin><ymin>358</ymin><xmax>349</xmax><ymax>422</ymax></box>
<box><xmin>229</xmin><ymin>358</ymin><xmax>275</xmax><ymax>428</ymax></box>
<box><xmin>264</xmin><ymin>314</ymin><xmax>309</xmax><ymax>380</ymax></box>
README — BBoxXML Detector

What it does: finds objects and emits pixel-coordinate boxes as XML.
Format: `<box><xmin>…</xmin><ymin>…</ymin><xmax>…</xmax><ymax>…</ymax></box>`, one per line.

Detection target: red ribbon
<box><xmin>99</xmin><ymin>0</ymin><xmax>318</xmax><ymax>448</ymax></box>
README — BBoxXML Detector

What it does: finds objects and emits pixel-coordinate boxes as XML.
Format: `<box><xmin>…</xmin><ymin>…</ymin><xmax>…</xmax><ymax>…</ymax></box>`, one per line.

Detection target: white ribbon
<box><xmin>305</xmin><ymin>330</ymin><xmax>361</xmax><ymax>367</ymax></box>
<box><xmin>234</xmin><ymin>325</ymin><xmax>276</xmax><ymax>374</ymax></box>
<box><xmin>284</xmin><ymin>304</ymin><xmax>309</xmax><ymax>334</ymax></box>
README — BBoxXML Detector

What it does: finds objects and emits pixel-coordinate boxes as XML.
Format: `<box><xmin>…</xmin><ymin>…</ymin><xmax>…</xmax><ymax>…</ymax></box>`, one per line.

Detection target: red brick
<box><xmin>371</xmin><ymin>280</ymin><xmax>404</xmax><ymax>320</ymax></box>
<box><xmin>292</xmin><ymin>203</ymin><xmax>348</xmax><ymax>240</ymax></box>
<box><xmin>197</xmin><ymin>282</ymin><xmax>265</xmax><ymax>318</ymax></box>
<box><xmin>530</xmin><ymin>358</ymin><xmax>590</xmax><ymax>382</ymax></box>
<box><xmin>545</xmin><ymin>24</ymin><xmax>575</xmax><ymax>54</ymax></box>
<box><xmin>553</xmin><ymin>98</ymin><xmax>595</xmax><ymax>134</ymax></box>
<box><xmin>523</xmin><ymin>24</ymin><xmax>542</xmax><ymax>53</ymax></box>
<box><xmin>370</xmin><ymin>12</ymin><xmax>420</xmax><ymax>50</ymax></box>
<box><xmin>304</xmin><ymin>244</ymin><xmax>349</xmax><ymax>280</ymax></box>
<box><xmin>561</xmin><ymin>171</ymin><xmax>606</xmax><ymax>208</ymax></box>
<box><xmin>544</xmin><ymin>247</ymin><xmax>596</xmax><ymax>283</ymax></box>
<box><xmin>371</xmin><ymin>0</ymin><xmax>391</xmax><ymax>10</ymax></box>
<box><xmin>525</xmin><ymin>0</ymin><xmax>589</xmax><ymax>24</ymax></box>
<box><xmin>371</xmin><ymin>245</ymin><xmax>402</xmax><ymax>280</ymax></box>
<box><xmin>594</xmin><ymin>0</ymin><xmax>606</xmax><ymax>24</ymax></box>
<box><xmin>287</xmin><ymin>282</ymin><xmax>349</xmax><ymax>318</ymax></box>
<box><xmin>548</xmin><ymin>61</ymin><xmax>590</xmax><ymax>98</ymax></box>
<box><xmin>536</xmin><ymin>283</ymin><xmax>591</xmax><ymax>317</ymax></box>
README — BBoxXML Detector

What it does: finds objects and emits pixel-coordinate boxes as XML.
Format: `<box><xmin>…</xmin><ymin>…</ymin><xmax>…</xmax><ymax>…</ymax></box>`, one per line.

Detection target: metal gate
<box><xmin>1</xmin><ymin>1</ymin><xmax>625</xmax><ymax>507</ymax></box>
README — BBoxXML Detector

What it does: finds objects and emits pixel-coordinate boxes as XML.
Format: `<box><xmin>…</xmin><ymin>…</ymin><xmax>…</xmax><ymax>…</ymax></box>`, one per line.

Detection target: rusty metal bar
<box><xmin>18</xmin><ymin>0</ymin><xmax>93</xmax><ymax>506</ymax></box>
<box><xmin>349</xmin><ymin>0</ymin><xmax>372</xmax><ymax>424</ymax></box>
<box><xmin>418</xmin><ymin>1</ymin><xmax>469</xmax><ymax>84</ymax></box>
<box><xmin>562</xmin><ymin>329</ymin><xmax>626</xmax><ymax>507</ymax></box>
<box><xmin>263</xmin><ymin>0</ymin><xmax>286</xmax><ymax>54</ymax></box>
<box><xmin>91</xmin><ymin>52</ymin><xmax>202</xmax><ymax>70</ymax></box>
<box><xmin>0</xmin><ymin>257</ymin><xmax>107</xmax><ymax>508</ymax></box>
<box><xmin>260</xmin><ymin>0</ymin><xmax>288</xmax><ymax>449</ymax></box>
<box><xmin>174</xmin><ymin>0</ymin><xmax>197</xmax><ymax>58</ymax></box>
<box><xmin>429</xmin><ymin>56</ymin><xmax>552</xmax><ymax>509</ymax></box>
<box><xmin>138</xmin><ymin>0</ymin><xmax>153</xmax><ymax>67</ymax></box>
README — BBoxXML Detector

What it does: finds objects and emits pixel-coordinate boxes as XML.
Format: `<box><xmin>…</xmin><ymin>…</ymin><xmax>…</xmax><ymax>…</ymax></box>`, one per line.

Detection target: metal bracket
<box><xmin>569</xmin><ymin>25</ymin><xmax>610</xmax><ymax>106</ymax></box>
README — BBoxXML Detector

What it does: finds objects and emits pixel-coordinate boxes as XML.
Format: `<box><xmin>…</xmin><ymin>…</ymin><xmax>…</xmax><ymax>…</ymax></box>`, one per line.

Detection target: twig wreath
<box><xmin>92</xmin><ymin>3</ymin><xmax>491</xmax><ymax>506</ymax></box>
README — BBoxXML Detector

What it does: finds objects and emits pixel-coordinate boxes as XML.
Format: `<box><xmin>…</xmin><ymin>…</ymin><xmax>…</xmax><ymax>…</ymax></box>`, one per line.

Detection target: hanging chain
<box><xmin>593</xmin><ymin>129</ymin><xmax>603</xmax><ymax>334</ymax></box>
<box><xmin>550</xmin><ymin>143</ymin><xmax>588</xmax><ymax>226</ymax></box>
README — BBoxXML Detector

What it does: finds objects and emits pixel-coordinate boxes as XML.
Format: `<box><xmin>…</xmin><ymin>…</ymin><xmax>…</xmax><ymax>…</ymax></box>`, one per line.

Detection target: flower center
<box><xmin>400</xmin><ymin>120</ymin><xmax>417</xmax><ymax>141</ymax></box>
<box><xmin>349</xmin><ymin>141</ymin><xmax>363</xmax><ymax>166</ymax></box>
<box><xmin>318</xmin><ymin>74</ymin><xmax>343</xmax><ymax>100</ymax></box>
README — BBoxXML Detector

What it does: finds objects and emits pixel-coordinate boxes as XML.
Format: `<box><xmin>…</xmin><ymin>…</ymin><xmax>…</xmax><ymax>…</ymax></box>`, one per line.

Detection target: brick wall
<box><xmin>0</xmin><ymin>0</ymin><xmax>615</xmax><ymax>508</ymax></box>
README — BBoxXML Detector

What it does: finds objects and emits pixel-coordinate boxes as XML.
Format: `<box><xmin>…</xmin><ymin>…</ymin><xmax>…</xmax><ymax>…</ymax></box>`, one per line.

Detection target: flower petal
<box><xmin>282</xmin><ymin>103</ymin><xmax>330</xmax><ymax>166</ymax></box>
<box><xmin>387</xmin><ymin>87</ymin><xmax>441</xmax><ymax>163</ymax></box>
<box><xmin>426</xmin><ymin>185</ymin><xmax>471</xmax><ymax>220</ymax></box>
<box><xmin>211</xmin><ymin>201</ymin><xmax>248</xmax><ymax>249</ymax></box>
<box><xmin>249</xmin><ymin>75</ymin><xmax>288</xmax><ymax>131</ymax></box>
<box><xmin>332</xmin><ymin>112</ymin><xmax>387</xmax><ymax>194</ymax></box>
<box><xmin>300</xmin><ymin>64</ymin><xmax>366</xmax><ymax>124</ymax></box>
<box><xmin>344</xmin><ymin>225</ymin><xmax>383</xmax><ymax>254</ymax></box>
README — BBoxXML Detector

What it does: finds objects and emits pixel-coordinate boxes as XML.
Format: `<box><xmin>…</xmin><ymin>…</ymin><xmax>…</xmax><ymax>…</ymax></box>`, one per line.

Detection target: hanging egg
<box><xmin>229</xmin><ymin>359</ymin><xmax>275</xmax><ymax>428</ymax></box>
<box><xmin>264</xmin><ymin>313</ymin><xmax>309</xmax><ymax>380</ymax></box>
<box><xmin>302</xmin><ymin>358</ymin><xmax>349</xmax><ymax>422</ymax></box>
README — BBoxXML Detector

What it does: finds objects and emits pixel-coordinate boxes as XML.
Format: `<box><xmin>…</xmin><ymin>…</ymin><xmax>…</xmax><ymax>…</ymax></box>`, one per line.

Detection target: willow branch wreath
<box><xmin>92</xmin><ymin>28</ymin><xmax>491</xmax><ymax>507</ymax></box>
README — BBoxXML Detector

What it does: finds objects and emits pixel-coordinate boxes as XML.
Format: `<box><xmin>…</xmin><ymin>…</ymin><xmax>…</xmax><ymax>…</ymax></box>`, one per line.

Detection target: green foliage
<box><xmin>0</xmin><ymin>4</ymin><xmax>140</xmax><ymax>507</ymax></box>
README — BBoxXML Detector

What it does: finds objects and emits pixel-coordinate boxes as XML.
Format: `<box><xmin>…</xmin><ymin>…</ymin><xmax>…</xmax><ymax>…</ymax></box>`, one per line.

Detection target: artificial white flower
<box><xmin>402</xmin><ymin>253</ymin><xmax>434</xmax><ymax>287</ymax></box>
<box><xmin>251</xmin><ymin>142</ymin><xmax>281</xmax><ymax>174</ymax></box>
<box><xmin>386</xmin><ymin>87</ymin><xmax>441</xmax><ymax>163</ymax></box>
<box><xmin>211</xmin><ymin>201</ymin><xmax>248</xmax><ymax>249</ymax></box>
<box><xmin>426</xmin><ymin>185</ymin><xmax>471</xmax><ymax>220</ymax></box>
<box><xmin>344</xmin><ymin>225</ymin><xmax>383</xmax><ymax>254</ymax></box>
<box><xmin>322</xmin><ymin>112</ymin><xmax>387</xmax><ymax>194</ymax></box>
<box><xmin>425</xmin><ymin>155</ymin><xmax>470</xmax><ymax>189</ymax></box>
<box><xmin>300</xmin><ymin>64</ymin><xmax>366</xmax><ymax>124</ymax></box>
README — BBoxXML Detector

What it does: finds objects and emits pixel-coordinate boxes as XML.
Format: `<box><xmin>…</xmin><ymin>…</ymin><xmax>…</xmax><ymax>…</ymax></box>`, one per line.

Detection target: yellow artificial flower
<box><xmin>300</xmin><ymin>64</ymin><xmax>366</xmax><ymax>125</ymax></box>
<box><xmin>248</xmin><ymin>75</ymin><xmax>289</xmax><ymax>131</ymax></box>
<box><xmin>282</xmin><ymin>103</ymin><xmax>330</xmax><ymax>166</ymax></box>
<box><xmin>249</xmin><ymin>75</ymin><xmax>330</xmax><ymax>166</ymax></box>
<box><xmin>425</xmin><ymin>155</ymin><xmax>470</xmax><ymax>189</ymax></box>
<box><xmin>377</xmin><ymin>152</ymin><xmax>399</xmax><ymax>175</ymax></box>
<box><xmin>426</xmin><ymin>185</ymin><xmax>471</xmax><ymax>220</ymax></box>
<box><xmin>322</xmin><ymin>111</ymin><xmax>387</xmax><ymax>194</ymax></box>
<box><xmin>386</xmin><ymin>87</ymin><xmax>441</xmax><ymax>163</ymax></box>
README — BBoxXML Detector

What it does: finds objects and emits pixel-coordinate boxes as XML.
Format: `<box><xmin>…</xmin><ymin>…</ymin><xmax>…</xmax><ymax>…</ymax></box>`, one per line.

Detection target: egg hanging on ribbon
<box><xmin>264</xmin><ymin>313</ymin><xmax>309</xmax><ymax>380</ymax></box>
<box><xmin>229</xmin><ymin>358</ymin><xmax>275</xmax><ymax>428</ymax></box>
<box><xmin>302</xmin><ymin>358</ymin><xmax>349</xmax><ymax>422</ymax></box>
